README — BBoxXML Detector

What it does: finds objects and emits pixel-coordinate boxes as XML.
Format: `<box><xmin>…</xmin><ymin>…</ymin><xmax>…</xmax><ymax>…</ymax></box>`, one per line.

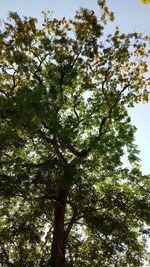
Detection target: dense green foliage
<box><xmin>0</xmin><ymin>3</ymin><xmax>150</xmax><ymax>266</ymax></box>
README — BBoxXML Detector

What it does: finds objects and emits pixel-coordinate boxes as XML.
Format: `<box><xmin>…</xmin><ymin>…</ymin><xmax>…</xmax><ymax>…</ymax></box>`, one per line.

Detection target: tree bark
<box><xmin>50</xmin><ymin>189</ymin><xmax>67</xmax><ymax>267</ymax></box>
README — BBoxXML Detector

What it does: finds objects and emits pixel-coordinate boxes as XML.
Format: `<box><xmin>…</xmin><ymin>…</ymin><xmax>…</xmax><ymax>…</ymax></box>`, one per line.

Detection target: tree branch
<box><xmin>67</xmin><ymin>82</ymin><xmax>132</xmax><ymax>160</ymax></box>
<box><xmin>64</xmin><ymin>206</ymin><xmax>78</xmax><ymax>243</ymax></box>
<box><xmin>39</xmin><ymin>123</ymin><xmax>68</xmax><ymax>166</ymax></box>
<box><xmin>0</xmin><ymin>89</ymin><xmax>7</xmax><ymax>96</ymax></box>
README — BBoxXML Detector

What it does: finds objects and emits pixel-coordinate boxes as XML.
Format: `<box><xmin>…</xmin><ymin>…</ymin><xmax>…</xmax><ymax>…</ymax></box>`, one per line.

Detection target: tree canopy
<box><xmin>0</xmin><ymin>3</ymin><xmax>150</xmax><ymax>267</ymax></box>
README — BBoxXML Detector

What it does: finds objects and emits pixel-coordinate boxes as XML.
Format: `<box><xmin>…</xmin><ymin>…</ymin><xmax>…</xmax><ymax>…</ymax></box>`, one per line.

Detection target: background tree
<box><xmin>0</xmin><ymin>2</ymin><xmax>150</xmax><ymax>267</ymax></box>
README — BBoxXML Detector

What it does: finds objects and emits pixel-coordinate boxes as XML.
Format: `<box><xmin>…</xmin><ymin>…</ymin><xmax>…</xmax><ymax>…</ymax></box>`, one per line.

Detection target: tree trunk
<box><xmin>50</xmin><ymin>189</ymin><xmax>67</xmax><ymax>267</ymax></box>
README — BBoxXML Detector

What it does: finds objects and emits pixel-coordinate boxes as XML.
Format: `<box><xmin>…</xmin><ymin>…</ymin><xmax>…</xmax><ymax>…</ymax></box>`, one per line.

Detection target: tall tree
<box><xmin>0</xmin><ymin>3</ymin><xmax>150</xmax><ymax>267</ymax></box>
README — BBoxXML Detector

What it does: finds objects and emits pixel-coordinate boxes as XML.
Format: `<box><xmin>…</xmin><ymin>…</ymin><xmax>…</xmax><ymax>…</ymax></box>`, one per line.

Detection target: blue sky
<box><xmin>0</xmin><ymin>0</ymin><xmax>150</xmax><ymax>174</ymax></box>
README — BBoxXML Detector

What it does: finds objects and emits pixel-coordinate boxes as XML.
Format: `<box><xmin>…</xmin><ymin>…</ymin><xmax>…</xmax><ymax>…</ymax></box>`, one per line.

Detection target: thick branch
<box><xmin>39</xmin><ymin>124</ymin><xmax>68</xmax><ymax>166</ymax></box>
<box><xmin>65</xmin><ymin>213</ymin><xmax>77</xmax><ymax>243</ymax></box>
<box><xmin>66</xmin><ymin>144</ymin><xmax>89</xmax><ymax>158</ymax></box>
<box><xmin>64</xmin><ymin>203</ymin><xmax>78</xmax><ymax>245</ymax></box>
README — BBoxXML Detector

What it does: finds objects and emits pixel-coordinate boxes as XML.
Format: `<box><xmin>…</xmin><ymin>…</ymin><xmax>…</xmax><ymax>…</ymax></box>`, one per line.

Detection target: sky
<box><xmin>0</xmin><ymin>0</ymin><xmax>150</xmax><ymax>174</ymax></box>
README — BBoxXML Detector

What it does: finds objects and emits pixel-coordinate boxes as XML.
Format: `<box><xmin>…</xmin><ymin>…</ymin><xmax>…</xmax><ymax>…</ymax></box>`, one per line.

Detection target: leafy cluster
<box><xmin>140</xmin><ymin>0</ymin><xmax>150</xmax><ymax>4</ymax></box>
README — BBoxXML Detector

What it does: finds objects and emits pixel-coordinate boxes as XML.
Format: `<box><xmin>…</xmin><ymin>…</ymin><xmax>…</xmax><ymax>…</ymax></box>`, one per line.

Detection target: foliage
<box><xmin>0</xmin><ymin>3</ymin><xmax>150</xmax><ymax>267</ymax></box>
<box><xmin>140</xmin><ymin>0</ymin><xmax>150</xmax><ymax>4</ymax></box>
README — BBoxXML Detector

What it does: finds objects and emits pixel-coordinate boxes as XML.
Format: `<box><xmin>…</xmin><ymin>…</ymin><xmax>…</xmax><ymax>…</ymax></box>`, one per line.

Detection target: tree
<box><xmin>0</xmin><ymin>3</ymin><xmax>150</xmax><ymax>267</ymax></box>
